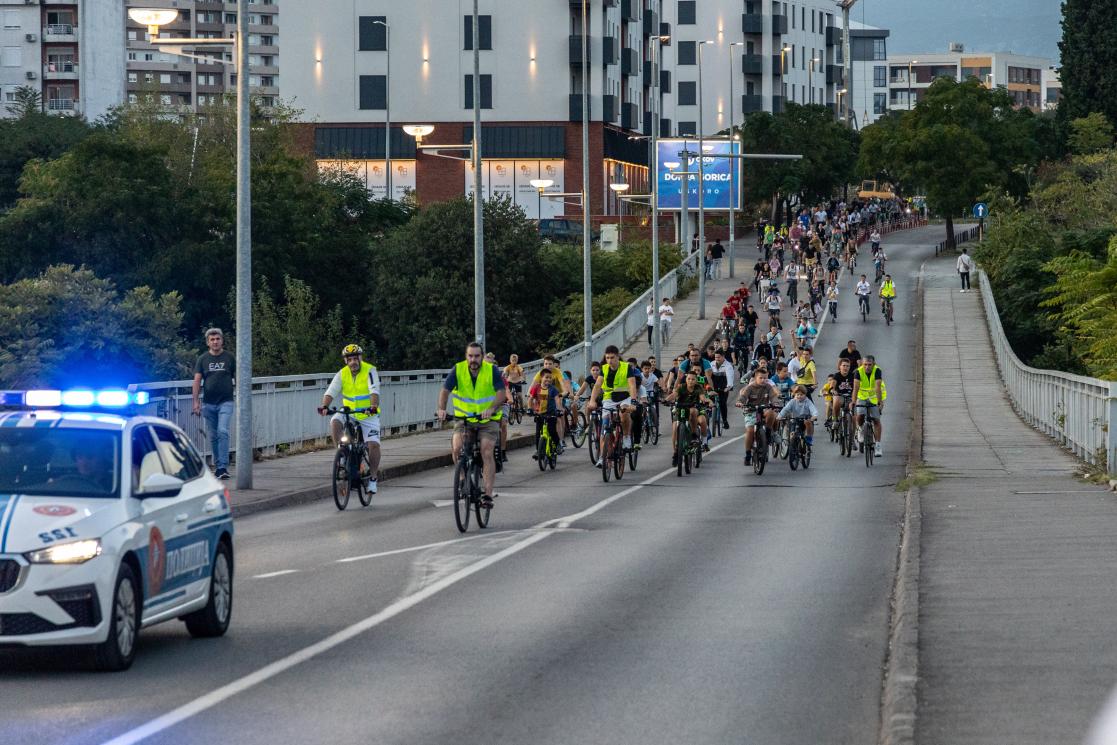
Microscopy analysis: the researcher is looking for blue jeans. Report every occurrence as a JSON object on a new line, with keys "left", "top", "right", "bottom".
{"left": 202, "top": 400, "right": 234, "bottom": 470}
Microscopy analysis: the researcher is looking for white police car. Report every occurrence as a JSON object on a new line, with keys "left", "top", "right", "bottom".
{"left": 0, "top": 389, "right": 234, "bottom": 671}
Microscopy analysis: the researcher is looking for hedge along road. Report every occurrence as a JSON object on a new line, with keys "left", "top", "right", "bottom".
{"left": 0, "top": 226, "right": 941, "bottom": 745}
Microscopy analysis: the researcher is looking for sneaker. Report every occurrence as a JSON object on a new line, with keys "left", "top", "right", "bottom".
{"left": 672, "top": 453, "right": 679, "bottom": 467}
{"left": 532, "top": 453, "right": 539, "bottom": 460}
{"left": 481, "top": 496, "right": 494, "bottom": 509}
{"left": 634, "top": 443, "right": 642, "bottom": 451}
{"left": 723, "top": 424, "right": 730, "bottom": 431}
{"left": 595, "top": 459, "right": 604, "bottom": 468}
{"left": 875, "top": 443, "right": 883, "bottom": 457}
{"left": 703, "top": 442, "right": 711, "bottom": 453}
{"left": 805, "top": 436, "right": 813, "bottom": 446}
{"left": 824, "top": 418, "right": 832, "bottom": 431}
{"left": 501, "top": 451, "right": 509, "bottom": 463}
{"left": 744, "top": 452, "right": 753, "bottom": 465}
{"left": 215, "top": 468, "right": 230, "bottom": 480}
{"left": 623, "top": 435, "right": 633, "bottom": 450}
{"left": 367, "top": 479, "right": 378, "bottom": 495}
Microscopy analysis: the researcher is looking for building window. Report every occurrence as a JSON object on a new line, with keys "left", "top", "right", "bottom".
{"left": 160, "top": 73, "right": 171, "bottom": 84}
{"left": 872, "top": 38, "right": 886, "bottom": 61}
{"left": 358, "top": 16, "right": 387, "bottom": 51}
{"left": 678, "top": 81, "right": 696, "bottom": 105}
{"left": 463, "top": 15, "right": 492, "bottom": 51}
{"left": 873, "top": 93, "right": 886, "bottom": 114}
{"left": 677, "top": 40, "right": 695, "bottom": 66}
{"left": 2, "top": 11, "right": 19, "bottom": 29}
{"left": 358, "top": 74, "right": 387, "bottom": 110}
{"left": 128, "top": 72, "right": 137, "bottom": 83}
{"left": 464, "top": 74, "right": 493, "bottom": 109}
{"left": 677, "top": 1, "right": 695, "bottom": 25}
{"left": 1, "top": 46, "right": 22, "bottom": 67}
{"left": 160, "top": 94, "right": 172, "bottom": 106}
{"left": 874, "top": 65, "right": 886, "bottom": 87}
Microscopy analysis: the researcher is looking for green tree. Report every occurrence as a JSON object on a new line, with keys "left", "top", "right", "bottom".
{"left": 1059, "top": 0, "right": 1117, "bottom": 129}
{"left": 4, "top": 85, "right": 42, "bottom": 118}
{"left": 0, "top": 109, "right": 89, "bottom": 209}
{"left": 547, "top": 287, "right": 636, "bottom": 352}
{"left": 1067, "top": 112, "right": 1116, "bottom": 155}
{"left": 249, "top": 275, "right": 362, "bottom": 376}
{"left": 1042, "top": 235, "right": 1117, "bottom": 378}
{"left": 0, "top": 265, "right": 191, "bottom": 388}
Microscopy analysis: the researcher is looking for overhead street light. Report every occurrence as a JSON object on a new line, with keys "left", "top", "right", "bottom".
{"left": 131, "top": 5, "right": 254, "bottom": 490}
{"left": 530, "top": 178, "right": 554, "bottom": 219}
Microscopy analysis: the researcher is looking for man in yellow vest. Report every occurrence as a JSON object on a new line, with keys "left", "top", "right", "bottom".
{"left": 437, "top": 341, "right": 507, "bottom": 507}
{"left": 851, "top": 353, "right": 885, "bottom": 458}
{"left": 318, "top": 343, "right": 382, "bottom": 493}
{"left": 586, "top": 344, "right": 644, "bottom": 467}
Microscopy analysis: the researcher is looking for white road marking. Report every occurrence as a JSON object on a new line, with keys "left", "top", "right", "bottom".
{"left": 430, "top": 499, "right": 454, "bottom": 508}
{"left": 251, "top": 570, "right": 299, "bottom": 579}
{"left": 99, "top": 435, "right": 743, "bottom": 745}
{"left": 333, "top": 531, "right": 520, "bottom": 564}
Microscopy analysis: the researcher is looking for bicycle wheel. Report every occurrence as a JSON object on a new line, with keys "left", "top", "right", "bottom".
{"left": 789, "top": 437, "right": 799, "bottom": 471}
{"left": 587, "top": 417, "right": 601, "bottom": 464}
{"left": 601, "top": 436, "right": 612, "bottom": 483}
{"left": 778, "top": 421, "right": 790, "bottom": 459}
{"left": 473, "top": 463, "right": 491, "bottom": 528}
{"left": 694, "top": 438, "right": 703, "bottom": 469}
{"left": 864, "top": 422, "right": 875, "bottom": 467}
{"left": 537, "top": 434, "right": 548, "bottom": 472}
{"left": 614, "top": 445, "right": 625, "bottom": 480}
{"left": 627, "top": 443, "right": 638, "bottom": 471}
{"left": 861, "top": 301, "right": 868, "bottom": 322}
{"left": 676, "top": 427, "right": 687, "bottom": 477}
{"left": 753, "top": 429, "right": 767, "bottom": 476}
{"left": 452, "top": 458, "right": 471, "bottom": 533}
{"left": 712, "top": 407, "right": 722, "bottom": 438}
{"left": 512, "top": 406, "right": 522, "bottom": 425}
{"left": 651, "top": 405, "right": 660, "bottom": 446}
{"left": 570, "top": 411, "right": 588, "bottom": 448}
{"left": 357, "top": 447, "right": 374, "bottom": 507}
{"left": 843, "top": 415, "right": 854, "bottom": 457}
{"left": 829, "top": 417, "right": 837, "bottom": 442}
{"left": 886, "top": 302, "right": 894, "bottom": 326}
{"left": 332, "top": 448, "right": 350, "bottom": 511}
{"left": 802, "top": 441, "right": 812, "bottom": 469}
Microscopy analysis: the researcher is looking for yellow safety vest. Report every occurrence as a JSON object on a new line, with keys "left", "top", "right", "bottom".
{"left": 601, "top": 361, "right": 631, "bottom": 401}
{"left": 856, "top": 365, "right": 882, "bottom": 403}
{"left": 880, "top": 280, "right": 896, "bottom": 298}
{"left": 341, "top": 361, "right": 377, "bottom": 420}
{"left": 451, "top": 360, "right": 502, "bottom": 421}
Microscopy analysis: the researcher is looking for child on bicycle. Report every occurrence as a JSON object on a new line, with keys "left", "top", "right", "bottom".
{"left": 529, "top": 369, "right": 565, "bottom": 458}
{"left": 777, "top": 385, "right": 819, "bottom": 446}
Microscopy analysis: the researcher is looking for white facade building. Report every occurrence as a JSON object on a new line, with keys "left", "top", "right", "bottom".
{"left": 846, "top": 20, "right": 888, "bottom": 128}
{"left": 0, "top": 0, "right": 42, "bottom": 116}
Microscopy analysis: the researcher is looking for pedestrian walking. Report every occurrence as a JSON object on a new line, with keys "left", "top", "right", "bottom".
{"left": 646, "top": 299, "right": 656, "bottom": 345}
{"left": 658, "top": 297, "right": 675, "bottom": 346}
{"left": 957, "top": 248, "right": 975, "bottom": 292}
{"left": 711, "top": 239, "right": 725, "bottom": 279}
{"left": 192, "top": 328, "right": 236, "bottom": 479}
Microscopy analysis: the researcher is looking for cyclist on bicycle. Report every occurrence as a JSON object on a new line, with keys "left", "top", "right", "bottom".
{"left": 532, "top": 355, "right": 575, "bottom": 442}
{"left": 870, "top": 229, "right": 881, "bottom": 254}
{"left": 586, "top": 345, "right": 644, "bottom": 465}
{"left": 503, "top": 353, "right": 525, "bottom": 411}
{"left": 826, "top": 253, "right": 841, "bottom": 284}
{"left": 318, "top": 344, "right": 382, "bottom": 494}
{"left": 777, "top": 385, "right": 819, "bottom": 447}
{"left": 665, "top": 368, "right": 710, "bottom": 466}
{"left": 529, "top": 368, "right": 564, "bottom": 460}
{"left": 856, "top": 274, "right": 872, "bottom": 316}
{"left": 827, "top": 357, "right": 857, "bottom": 429}
{"left": 794, "top": 318, "right": 818, "bottom": 353}
{"left": 770, "top": 362, "right": 795, "bottom": 405}
{"left": 874, "top": 250, "right": 888, "bottom": 284}
{"left": 879, "top": 273, "right": 896, "bottom": 316}
{"left": 852, "top": 354, "right": 885, "bottom": 458}
{"left": 735, "top": 368, "right": 782, "bottom": 466}
{"left": 709, "top": 350, "right": 735, "bottom": 432}
{"left": 436, "top": 341, "right": 506, "bottom": 508}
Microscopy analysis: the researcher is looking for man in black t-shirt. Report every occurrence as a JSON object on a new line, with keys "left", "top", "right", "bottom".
{"left": 828, "top": 357, "right": 857, "bottom": 426}
{"left": 191, "top": 328, "right": 236, "bottom": 479}
{"left": 838, "top": 340, "right": 862, "bottom": 369}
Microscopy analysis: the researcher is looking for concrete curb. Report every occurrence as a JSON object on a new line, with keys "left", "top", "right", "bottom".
{"left": 231, "top": 432, "right": 538, "bottom": 518}
{"left": 878, "top": 260, "right": 927, "bottom": 745}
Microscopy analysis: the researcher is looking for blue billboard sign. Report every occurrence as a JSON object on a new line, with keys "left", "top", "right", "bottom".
{"left": 656, "top": 138, "right": 742, "bottom": 212}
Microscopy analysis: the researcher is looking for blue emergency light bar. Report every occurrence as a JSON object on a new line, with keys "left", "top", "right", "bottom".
{"left": 0, "top": 389, "right": 151, "bottom": 408}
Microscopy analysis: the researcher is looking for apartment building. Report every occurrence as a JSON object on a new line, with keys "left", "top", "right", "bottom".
{"left": 124, "top": 0, "right": 279, "bottom": 113}
{"left": 0, "top": 0, "right": 123, "bottom": 120}
{"left": 886, "top": 43, "right": 1051, "bottom": 113}
{"left": 846, "top": 20, "right": 888, "bottom": 128}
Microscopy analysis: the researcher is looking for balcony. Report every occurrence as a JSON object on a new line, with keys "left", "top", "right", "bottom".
{"left": 660, "top": 69, "right": 671, "bottom": 93}
{"left": 643, "top": 60, "right": 657, "bottom": 85}
{"left": 569, "top": 35, "right": 588, "bottom": 66}
{"left": 569, "top": 93, "right": 585, "bottom": 122}
{"left": 44, "top": 24, "right": 77, "bottom": 42}
{"left": 602, "top": 35, "right": 618, "bottom": 65}
{"left": 621, "top": 47, "right": 639, "bottom": 76}
{"left": 826, "top": 26, "right": 842, "bottom": 47}
{"left": 826, "top": 64, "right": 843, "bottom": 85}
{"left": 742, "top": 12, "right": 763, "bottom": 35}
{"left": 46, "top": 98, "right": 79, "bottom": 115}
{"left": 43, "top": 60, "right": 78, "bottom": 79}
{"left": 621, "top": 102, "right": 639, "bottom": 130}
{"left": 772, "top": 95, "right": 785, "bottom": 113}
{"left": 741, "top": 94, "right": 764, "bottom": 113}
{"left": 621, "top": 0, "right": 638, "bottom": 22}
{"left": 603, "top": 94, "right": 618, "bottom": 123}
{"left": 773, "top": 55, "right": 784, "bottom": 76}
{"left": 642, "top": 10, "right": 658, "bottom": 36}
{"left": 742, "top": 53, "right": 763, "bottom": 76}
{"left": 772, "top": 14, "right": 787, "bottom": 35}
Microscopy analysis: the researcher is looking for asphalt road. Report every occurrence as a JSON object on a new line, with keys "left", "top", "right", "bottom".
{"left": 0, "top": 226, "right": 939, "bottom": 745}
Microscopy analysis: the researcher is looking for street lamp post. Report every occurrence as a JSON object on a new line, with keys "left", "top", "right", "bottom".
{"left": 728, "top": 41, "right": 742, "bottom": 279}
{"left": 471, "top": 0, "right": 484, "bottom": 349}
{"left": 370, "top": 19, "right": 391, "bottom": 199}
{"left": 697, "top": 40, "right": 714, "bottom": 320}
{"left": 907, "top": 59, "right": 918, "bottom": 110}
{"left": 130, "top": 3, "right": 254, "bottom": 489}
{"left": 580, "top": 0, "right": 592, "bottom": 377}
{"left": 649, "top": 29, "right": 668, "bottom": 364}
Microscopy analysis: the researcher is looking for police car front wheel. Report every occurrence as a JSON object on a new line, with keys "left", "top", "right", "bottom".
{"left": 92, "top": 563, "right": 140, "bottom": 672}
{"left": 184, "top": 541, "right": 233, "bottom": 638}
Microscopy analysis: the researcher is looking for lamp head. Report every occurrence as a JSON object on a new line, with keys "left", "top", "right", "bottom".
{"left": 529, "top": 178, "right": 554, "bottom": 192}
{"left": 402, "top": 124, "right": 435, "bottom": 144}
{"left": 609, "top": 183, "right": 630, "bottom": 193}
{"left": 128, "top": 8, "right": 179, "bottom": 37}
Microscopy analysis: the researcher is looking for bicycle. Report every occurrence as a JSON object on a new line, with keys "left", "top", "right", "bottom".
{"left": 451, "top": 419, "right": 494, "bottom": 532}
{"left": 836, "top": 399, "right": 855, "bottom": 458}
{"left": 326, "top": 407, "right": 376, "bottom": 511}
{"left": 564, "top": 404, "right": 588, "bottom": 449}
{"left": 858, "top": 294, "right": 870, "bottom": 322}
{"left": 508, "top": 387, "right": 526, "bottom": 425}
{"left": 748, "top": 404, "right": 771, "bottom": 476}
{"left": 786, "top": 417, "right": 813, "bottom": 471}
{"left": 598, "top": 408, "right": 627, "bottom": 482}
{"left": 708, "top": 391, "right": 725, "bottom": 438}
{"left": 858, "top": 406, "right": 878, "bottom": 467}
{"left": 586, "top": 407, "right": 604, "bottom": 466}
{"left": 673, "top": 404, "right": 703, "bottom": 477}
{"left": 642, "top": 392, "right": 661, "bottom": 446}
{"left": 874, "top": 261, "right": 885, "bottom": 285}
{"left": 534, "top": 414, "right": 559, "bottom": 471}
{"left": 882, "top": 296, "right": 895, "bottom": 326}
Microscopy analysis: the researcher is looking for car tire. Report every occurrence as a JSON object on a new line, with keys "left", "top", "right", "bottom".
{"left": 184, "top": 540, "right": 233, "bottom": 638}
{"left": 92, "top": 563, "right": 141, "bottom": 672}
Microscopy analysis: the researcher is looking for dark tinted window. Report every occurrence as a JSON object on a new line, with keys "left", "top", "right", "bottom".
{"left": 358, "top": 16, "right": 387, "bottom": 51}
{"left": 0, "top": 426, "right": 121, "bottom": 498}
{"left": 152, "top": 426, "right": 202, "bottom": 481}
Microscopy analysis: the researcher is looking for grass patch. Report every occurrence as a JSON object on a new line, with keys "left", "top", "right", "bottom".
{"left": 895, "top": 463, "right": 938, "bottom": 492}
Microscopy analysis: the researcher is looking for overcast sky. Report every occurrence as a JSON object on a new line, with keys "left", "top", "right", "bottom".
{"left": 858, "top": 0, "right": 1062, "bottom": 62}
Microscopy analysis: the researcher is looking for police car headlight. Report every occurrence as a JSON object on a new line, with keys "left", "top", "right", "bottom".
{"left": 25, "top": 539, "right": 102, "bottom": 565}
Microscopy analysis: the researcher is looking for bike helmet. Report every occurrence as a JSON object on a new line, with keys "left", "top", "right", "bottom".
{"left": 341, "top": 343, "right": 363, "bottom": 358}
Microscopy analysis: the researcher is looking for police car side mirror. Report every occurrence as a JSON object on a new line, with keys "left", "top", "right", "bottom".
{"left": 138, "top": 473, "right": 184, "bottom": 499}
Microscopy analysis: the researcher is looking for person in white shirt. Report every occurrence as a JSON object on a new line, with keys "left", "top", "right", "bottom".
{"left": 870, "top": 229, "right": 882, "bottom": 253}
{"left": 658, "top": 298, "right": 675, "bottom": 345}
{"left": 709, "top": 350, "right": 736, "bottom": 429}
{"left": 646, "top": 300, "right": 656, "bottom": 344}
{"left": 855, "top": 274, "right": 872, "bottom": 316}
{"left": 956, "top": 248, "right": 975, "bottom": 292}
{"left": 826, "top": 283, "right": 840, "bottom": 321}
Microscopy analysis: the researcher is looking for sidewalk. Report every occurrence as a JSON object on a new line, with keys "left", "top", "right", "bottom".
{"left": 916, "top": 256, "right": 1117, "bottom": 743}
{"left": 225, "top": 419, "right": 537, "bottom": 516}
{"left": 623, "top": 239, "right": 751, "bottom": 362}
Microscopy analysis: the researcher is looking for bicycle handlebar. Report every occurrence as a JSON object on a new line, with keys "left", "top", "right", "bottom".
{"left": 322, "top": 406, "right": 377, "bottom": 416}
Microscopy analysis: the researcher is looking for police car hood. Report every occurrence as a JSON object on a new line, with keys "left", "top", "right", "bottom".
{"left": 0, "top": 495, "right": 120, "bottom": 554}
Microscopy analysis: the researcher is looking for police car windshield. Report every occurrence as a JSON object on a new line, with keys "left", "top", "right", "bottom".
{"left": 0, "top": 428, "right": 121, "bottom": 498}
